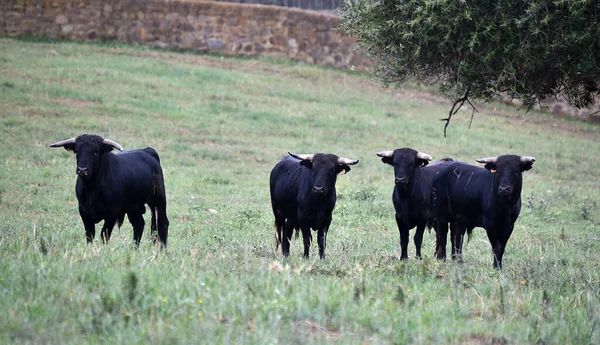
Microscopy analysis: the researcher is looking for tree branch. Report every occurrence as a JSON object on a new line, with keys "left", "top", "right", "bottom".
{"left": 467, "top": 98, "right": 480, "bottom": 129}
{"left": 440, "top": 86, "right": 475, "bottom": 138}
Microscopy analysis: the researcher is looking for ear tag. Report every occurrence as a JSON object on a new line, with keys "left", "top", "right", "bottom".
{"left": 490, "top": 169, "right": 496, "bottom": 173}
{"left": 338, "top": 169, "right": 347, "bottom": 175}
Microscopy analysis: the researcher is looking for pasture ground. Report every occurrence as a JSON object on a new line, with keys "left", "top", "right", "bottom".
{"left": 0, "top": 38, "right": 599, "bottom": 344}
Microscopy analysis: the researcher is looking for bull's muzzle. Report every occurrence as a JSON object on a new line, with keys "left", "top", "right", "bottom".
{"left": 498, "top": 185, "right": 512, "bottom": 196}
{"left": 395, "top": 177, "right": 408, "bottom": 185}
{"left": 77, "top": 166, "right": 89, "bottom": 176}
{"left": 313, "top": 185, "right": 325, "bottom": 194}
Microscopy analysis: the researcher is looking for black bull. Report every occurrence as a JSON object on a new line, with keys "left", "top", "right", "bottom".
{"left": 377, "top": 148, "right": 454, "bottom": 260}
{"left": 432, "top": 155, "right": 535, "bottom": 269}
{"left": 50, "top": 134, "right": 169, "bottom": 247}
{"left": 270, "top": 152, "right": 359, "bottom": 259}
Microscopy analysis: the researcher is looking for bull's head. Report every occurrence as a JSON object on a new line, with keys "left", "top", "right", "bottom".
{"left": 50, "top": 134, "right": 123, "bottom": 181}
{"left": 288, "top": 152, "right": 359, "bottom": 195}
{"left": 377, "top": 148, "right": 432, "bottom": 188}
{"left": 476, "top": 155, "right": 535, "bottom": 198}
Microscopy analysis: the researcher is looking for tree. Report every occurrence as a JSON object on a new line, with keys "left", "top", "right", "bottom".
{"left": 339, "top": 0, "right": 600, "bottom": 136}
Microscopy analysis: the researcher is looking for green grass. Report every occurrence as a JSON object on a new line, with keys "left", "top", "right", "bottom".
{"left": 1, "top": 38, "right": 599, "bottom": 344}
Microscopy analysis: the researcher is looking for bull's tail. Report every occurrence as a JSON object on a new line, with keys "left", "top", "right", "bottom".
{"left": 274, "top": 220, "right": 281, "bottom": 252}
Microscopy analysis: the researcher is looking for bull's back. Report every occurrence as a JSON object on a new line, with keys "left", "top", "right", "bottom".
{"left": 436, "top": 162, "right": 489, "bottom": 221}
{"left": 112, "top": 150, "right": 163, "bottom": 204}
{"left": 270, "top": 157, "right": 307, "bottom": 212}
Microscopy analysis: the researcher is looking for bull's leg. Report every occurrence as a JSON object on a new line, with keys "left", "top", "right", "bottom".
{"left": 82, "top": 217, "right": 95, "bottom": 243}
{"left": 435, "top": 215, "right": 449, "bottom": 260}
{"left": 395, "top": 215, "right": 409, "bottom": 260}
{"left": 100, "top": 217, "right": 118, "bottom": 244}
{"left": 127, "top": 211, "right": 145, "bottom": 248}
{"left": 281, "top": 220, "right": 294, "bottom": 257}
{"left": 317, "top": 228, "right": 327, "bottom": 259}
{"left": 414, "top": 223, "right": 425, "bottom": 259}
{"left": 495, "top": 225, "right": 514, "bottom": 270}
{"left": 486, "top": 229, "right": 503, "bottom": 269}
{"left": 301, "top": 226, "right": 312, "bottom": 258}
{"left": 79, "top": 206, "right": 95, "bottom": 243}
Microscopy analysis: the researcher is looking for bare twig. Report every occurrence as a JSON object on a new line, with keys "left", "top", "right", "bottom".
{"left": 440, "top": 86, "right": 474, "bottom": 138}
{"left": 467, "top": 98, "right": 479, "bottom": 129}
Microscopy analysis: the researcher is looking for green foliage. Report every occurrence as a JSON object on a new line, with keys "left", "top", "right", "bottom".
{"left": 0, "top": 38, "right": 599, "bottom": 344}
{"left": 340, "top": 0, "right": 600, "bottom": 110}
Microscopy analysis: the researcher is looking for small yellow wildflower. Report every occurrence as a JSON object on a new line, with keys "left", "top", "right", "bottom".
{"left": 161, "top": 297, "right": 168, "bottom": 303}
{"left": 198, "top": 298, "right": 203, "bottom": 304}
{"left": 521, "top": 279, "right": 527, "bottom": 285}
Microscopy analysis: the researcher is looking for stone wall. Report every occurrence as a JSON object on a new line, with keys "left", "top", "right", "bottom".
{"left": 0, "top": 0, "right": 371, "bottom": 71}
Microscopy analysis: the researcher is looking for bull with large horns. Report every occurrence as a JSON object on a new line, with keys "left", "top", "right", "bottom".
{"left": 50, "top": 134, "right": 169, "bottom": 248}
{"left": 270, "top": 152, "right": 359, "bottom": 259}
{"left": 432, "top": 154, "right": 536, "bottom": 269}
{"left": 377, "top": 147, "right": 454, "bottom": 260}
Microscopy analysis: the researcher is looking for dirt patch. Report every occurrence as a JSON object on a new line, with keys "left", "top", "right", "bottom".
{"left": 51, "top": 98, "right": 96, "bottom": 107}
{"left": 460, "top": 335, "right": 509, "bottom": 345}
{"left": 293, "top": 320, "right": 343, "bottom": 341}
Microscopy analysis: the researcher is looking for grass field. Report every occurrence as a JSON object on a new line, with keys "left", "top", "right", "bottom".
{"left": 0, "top": 38, "right": 599, "bottom": 344}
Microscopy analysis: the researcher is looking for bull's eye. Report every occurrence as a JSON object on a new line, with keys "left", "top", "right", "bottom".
{"left": 93, "top": 152, "right": 98, "bottom": 156}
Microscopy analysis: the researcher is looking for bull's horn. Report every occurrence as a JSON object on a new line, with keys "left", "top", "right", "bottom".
{"left": 103, "top": 138, "right": 123, "bottom": 151}
{"left": 376, "top": 151, "right": 394, "bottom": 158}
{"left": 520, "top": 156, "right": 536, "bottom": 163}
{"left": 476, "top": 157, "right": 498, "bottom": 164}
{"left": 338, "top": 157, "right": 359, "bottom": 165}
{"left": 49, "top": 137, "right": 76, "bottom": 148}
{"left": 288, "top": 152, "right": 314, "bottom": 161}
{"left": 416, "top": 152, "right": 432, "bottom": 161}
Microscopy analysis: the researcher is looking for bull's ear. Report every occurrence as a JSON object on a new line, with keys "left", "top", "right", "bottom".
{"left": 520, "top": 162, "right": 534, "bottom": 172}
{"left": 337, "top": 165, "right": 351, "bottom": 175}
{"left": 416, "top": 159, "right": 429, "bottom": 168}
{"left": 520, "top": 156, "right": 535, "bottom": 171}
{"left": 381, "top": 157, "right": 393, "bottom": 165}
{"left": 484, "top": 163, "right": 497, "bottom": 172}
{"left": 299, "top": 160, "right": 313, "bottom": 169}
{"left": 102, "top": 144, "right": 113, "bottom": 153}
{"left": 63, "top": 143, "right": 76, "bottom": 152}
